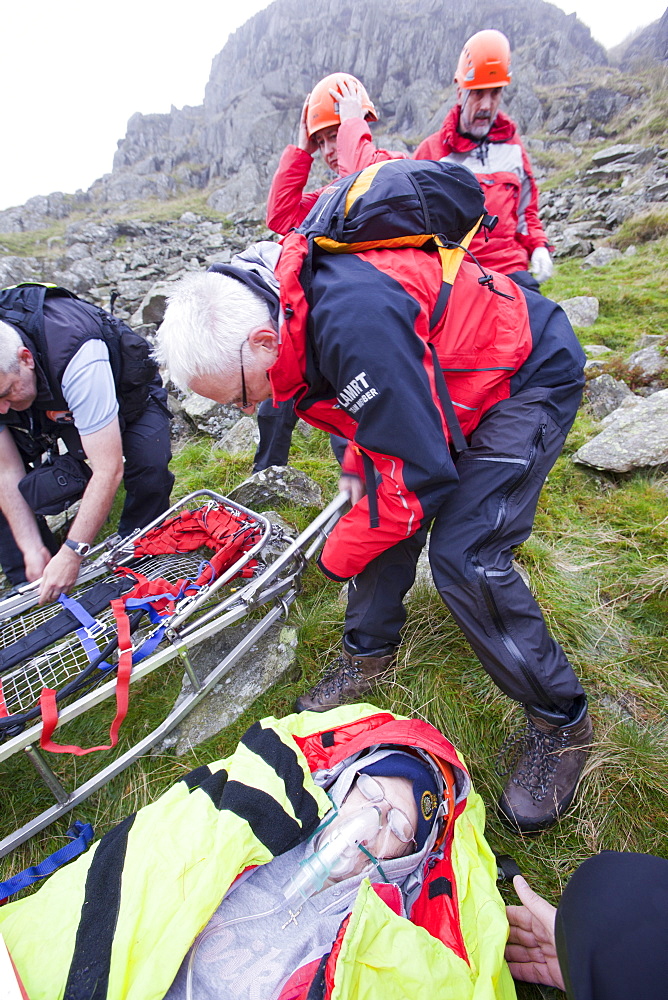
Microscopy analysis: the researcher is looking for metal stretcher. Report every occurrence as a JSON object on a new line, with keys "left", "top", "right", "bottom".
{"left": 0, "top": 489, "right": 346, "bottom": 857}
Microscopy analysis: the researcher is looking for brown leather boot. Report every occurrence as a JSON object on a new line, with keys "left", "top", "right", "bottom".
{"left": 497, "top": 699, "right": 593, "bottom": 833}
{"left": 294, "top": 635, "right": 397, "bottom": 713}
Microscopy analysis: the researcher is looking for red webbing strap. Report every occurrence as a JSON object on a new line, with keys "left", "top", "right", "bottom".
{"left": 0, "top": 680, "right": 8, "bottom": 718}
{"left": 203, "top": 541, "right": 258, "bottom": 583}
{"left": 115, "top": 570, "right": 181, "bottom": 613}
{"left": 39, "top": 599, "right": 133, "bottom": 755}
{"left": 34, "top": 507, "right": 260, "bottom": 755}
{"left": 132, "top": 507, "right": 259, "bottom": 561}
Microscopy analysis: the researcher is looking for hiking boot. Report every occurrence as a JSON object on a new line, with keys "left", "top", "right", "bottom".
{"left": 497, "top": 699, "right": 593, "bottom": 833}
{"left": 294, "top": 635, "right": 397, "bottom": 713}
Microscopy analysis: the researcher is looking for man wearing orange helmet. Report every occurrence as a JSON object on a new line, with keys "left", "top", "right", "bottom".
{"left": 259, "top": 74, "right": 406, "bottom": 471}
{"left": 266, "top": 72, "right": 406, "bottom": 237}
{"left": 415, "top": 29, "right": 553, "bottom": 291}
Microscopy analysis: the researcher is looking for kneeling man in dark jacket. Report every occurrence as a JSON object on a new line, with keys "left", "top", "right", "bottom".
{"left": 0, "top": 284, "right": 174, "bottom": 604}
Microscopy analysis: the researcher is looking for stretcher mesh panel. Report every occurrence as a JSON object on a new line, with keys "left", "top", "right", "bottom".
{"left": 0, "top": 553, "right": 206, "bottom": 717}
{"left": 0, "top": 495, "right": 269, "bottom": 729}
{"left": 2, "top": 553, "right": 211, "bottom": 715}
{"left": 0, "top": 553, "right": 198, "bottom": 650}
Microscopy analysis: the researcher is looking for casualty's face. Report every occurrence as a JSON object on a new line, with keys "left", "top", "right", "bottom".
{"left": 0, "top": 348, "right": 38, "bottom": 413}
{"left": 314, "top": 124, "right": 340, "bottom": 173}
{"left": 343, "top": 775, "right": 418, "bottom": 861}
{"left": 315, "top": 774, "right": 419, "bottom": 884}
{"left": 458, "top": 86, "right": 503, "bottom": 140}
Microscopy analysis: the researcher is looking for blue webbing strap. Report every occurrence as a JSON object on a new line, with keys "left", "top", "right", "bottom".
{"left": 0, "top": 821, "right": 94, "bottom": 901}
{"left": 361, "top": 452, "right": 380, "bottom": 529}
{"left": 122, "top": 597, "right": 177, "bottom": 664}
{"left": 58, "top": 593, "right": 113, "bottom": 671}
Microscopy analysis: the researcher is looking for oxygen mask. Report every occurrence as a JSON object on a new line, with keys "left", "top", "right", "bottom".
{"left": 282, "top": 803, "right": 381, "bottom": 908}
{"left": 282, "top": 773, "right": 419, "bottom": 909}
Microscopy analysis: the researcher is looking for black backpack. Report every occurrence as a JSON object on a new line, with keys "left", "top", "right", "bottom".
{"left": 297, "top": 158, "right": 498, "bottom": 327}
{"left": 297, "top": 159, "right": 501, "bottom": 457}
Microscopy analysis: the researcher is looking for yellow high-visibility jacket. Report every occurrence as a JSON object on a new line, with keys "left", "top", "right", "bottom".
{"left": 0, "top": 705, "right": 515, "bottom": 1000}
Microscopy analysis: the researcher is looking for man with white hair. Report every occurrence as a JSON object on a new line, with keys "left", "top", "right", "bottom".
{"left": 156, "top": 232, "right": 592, "bottom": 835}
{"left": 0, "top": 284, "right": 173, "bottom": 604}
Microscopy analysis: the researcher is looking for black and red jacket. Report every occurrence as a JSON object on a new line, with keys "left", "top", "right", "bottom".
{"left": 217, "top": 237, "right": 585, "bottom": 582}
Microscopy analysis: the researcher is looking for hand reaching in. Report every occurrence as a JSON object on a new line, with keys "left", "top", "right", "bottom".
{"left": 505, "top": 874, "right": 565, "bottom": 991}
{"left": 530, "top": 246, "right": 554, "bottom": 283}
{"left": 339, "top": 474, "right": 366, "bottom": 505}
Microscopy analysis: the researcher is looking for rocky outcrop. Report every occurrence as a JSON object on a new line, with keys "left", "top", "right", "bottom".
{"left": 619, "top": 8, "right": 668, "bottom": 67}
{"left": 0, "top": 0, "right": 614, "bottom": 228}
{"left": 0, "top": 212, "right": 270, "bottom": 325}
{"left": 0, "top": 193, "right": 87, "bottom": 234}
{"left": 103, "top": 0, "right": 610, "bottom": 216}
{"left": 540, "top": 142, "right": 668, "bottom": 258}
{"left": 2, "top": 0, "right": 667, "bottom": 232}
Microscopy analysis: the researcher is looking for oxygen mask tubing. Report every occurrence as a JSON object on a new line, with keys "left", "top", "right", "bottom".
{"left": 186, "top": 804, "right": 384, "bottom": 1000}
{"left": 283, "top": 803, "right": 383, "bottom": 908}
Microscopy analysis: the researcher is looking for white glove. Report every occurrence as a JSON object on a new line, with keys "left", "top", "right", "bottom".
{"left": 530, "top": 246, "right": 554, "bottom": 283}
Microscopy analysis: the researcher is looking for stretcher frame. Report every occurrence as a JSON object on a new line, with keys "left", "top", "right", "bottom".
{"left": 0, "top": 489, "right": 347, "bottom": 858}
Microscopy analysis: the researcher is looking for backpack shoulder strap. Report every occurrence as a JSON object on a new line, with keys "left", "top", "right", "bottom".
{"left": 428, "top": 282, "right": 467, "bottom": 455}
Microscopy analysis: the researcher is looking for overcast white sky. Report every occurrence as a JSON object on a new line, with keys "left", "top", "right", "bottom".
{"left": 1, "top": 0, "right": 666, "bottom": 212}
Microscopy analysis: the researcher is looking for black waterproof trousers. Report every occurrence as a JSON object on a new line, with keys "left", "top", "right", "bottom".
{"left": 556, "top": 851, "right": 668, "bottom": 1000}
{"left": 345, "top": 385, "right": 585, "bottom": 716}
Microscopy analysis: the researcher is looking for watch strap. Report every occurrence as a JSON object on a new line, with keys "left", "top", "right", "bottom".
{"left": 64, "top": 539, "right": 91, "bottom": 557}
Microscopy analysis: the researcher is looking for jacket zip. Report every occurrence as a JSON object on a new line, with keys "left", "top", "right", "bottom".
{"left": 470, "top": 422, "right": 558, "bottom": 709}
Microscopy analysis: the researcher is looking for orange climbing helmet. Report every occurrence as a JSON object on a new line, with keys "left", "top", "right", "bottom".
{"left": 454, "top": 29, "right": 512, "bottom": 89}
{"left": 306, "top": 72, "right": 378, "bottom": 137}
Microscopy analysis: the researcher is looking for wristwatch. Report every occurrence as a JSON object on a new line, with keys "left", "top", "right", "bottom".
{"left": 64, "top": 539, "right": 91, "bottom": 557}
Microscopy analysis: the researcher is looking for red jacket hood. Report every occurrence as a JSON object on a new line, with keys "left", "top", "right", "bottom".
{"left": 293, "top": 711, "right": 470, "bottom": 800}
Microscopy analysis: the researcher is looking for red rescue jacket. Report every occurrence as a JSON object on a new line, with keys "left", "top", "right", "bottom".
{"left": 272, "top": 234, "right": 533, "bottom": 581}
{"left": 414, "top": 106, "right": 548, "bottom": 274}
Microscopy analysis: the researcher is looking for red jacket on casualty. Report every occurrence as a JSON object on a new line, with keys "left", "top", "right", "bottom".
{"left": 266, "top": 118, "right": 408, "bottom": 235}
{"left": 414, "top": 106, "right": 549, "bottom": 275}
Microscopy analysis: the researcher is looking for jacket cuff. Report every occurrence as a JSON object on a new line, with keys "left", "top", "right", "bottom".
{"left": 317, "top": 554, "right": 351, "bottom": 583}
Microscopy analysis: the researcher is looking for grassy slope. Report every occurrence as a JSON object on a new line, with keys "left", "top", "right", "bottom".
{"left": 1, "top": 219, "right": 668, "bottom": 1000}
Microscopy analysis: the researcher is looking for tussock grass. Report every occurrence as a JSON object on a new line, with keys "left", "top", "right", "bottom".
{"left": 542, "top": 236, "right": 668, "bottom": 351}
{"left": 612, "top": 208, "right": 668, "bottom": 249}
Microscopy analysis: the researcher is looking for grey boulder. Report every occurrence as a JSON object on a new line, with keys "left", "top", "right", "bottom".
{"left": 559, "top": 296, "right": 599, "bottom": 327}
{"left": 573, "top": 389, "right": 668, "bottom": 471}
